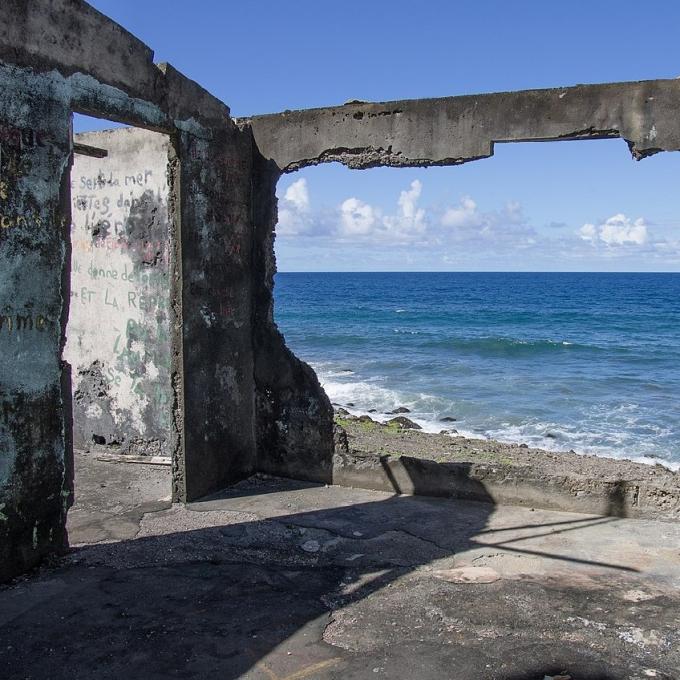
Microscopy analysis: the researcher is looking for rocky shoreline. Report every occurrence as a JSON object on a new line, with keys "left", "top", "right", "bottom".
{"left": 332, "top": 407, "right": 680, "bottom": 520}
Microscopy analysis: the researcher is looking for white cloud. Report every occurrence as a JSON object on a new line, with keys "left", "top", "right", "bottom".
{"left": 441, "top": 196, "right": 480, "bottom": 228}
{"left": 284, "top": 178, "right": 309, "bottom": 211}
{"left": 382, "top": 180, "right": 427, "bottom": 239}
{"left": 339, "top": 197, "right": 377, "bottom": 235}
{"left": 503, "top": 200, "right": 525, "bottom": 224}
{"left": 277, "top": 178, "right": 311, "bottom": 236}
{"left": 279, "top": 180, "right": 535, "bottom": 252}
{"left": 600, "top": 214, "right": 647, "bottom": 245}
{"left": 440, "top": 196, "right": 526, "bottom": 234}
{"left": 579, "top": 223, "right": 597, "bottom": 242}
{"left": 273, "top": 177, "right": 680, "bottom": 270}
{"left": 579, "top": 213, "right": 648, "bottom": 247}
{"left": 337, "top": 180, "right": 427, "bottom": 242}
{"left": 439, "top": 195, "right": 536, "bottom": 252}
{"left": 397, "top": 180, "right": 425, "bottom": 228}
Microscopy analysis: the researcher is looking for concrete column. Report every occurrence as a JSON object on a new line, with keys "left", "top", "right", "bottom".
{"left": 0, "top": 81, "right": 72, "bottom": 580}
{"left": 176, "top": 124, "right": 257, "bottom": 501}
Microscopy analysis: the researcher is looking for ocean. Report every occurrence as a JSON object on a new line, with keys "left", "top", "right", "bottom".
{"left": 274, "top": 272, "right": 680, "bottom": 470}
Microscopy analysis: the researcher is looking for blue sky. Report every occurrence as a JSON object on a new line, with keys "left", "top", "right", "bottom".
{"left": 83, "top": 0, "right": 680, "bottom": 271}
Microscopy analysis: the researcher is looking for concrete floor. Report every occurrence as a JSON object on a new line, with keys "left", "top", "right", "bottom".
{"left": 1, "top": 451, "right": 679, "bottom": 679}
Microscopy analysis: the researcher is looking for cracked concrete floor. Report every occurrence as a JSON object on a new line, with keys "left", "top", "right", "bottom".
{"left": 1, "top": 452, "right": 679, "bottom": 679}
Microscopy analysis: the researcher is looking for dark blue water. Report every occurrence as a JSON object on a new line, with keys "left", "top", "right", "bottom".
{"left": 274, "top": 272, "right": 680, "bottom": 469}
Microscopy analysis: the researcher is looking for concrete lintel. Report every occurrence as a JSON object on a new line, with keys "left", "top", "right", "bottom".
{"left": 72, "top": 142, "right": 107, "bottom": 158}
{"left": 244, "top": 78, "right": 680, "bottom": 171}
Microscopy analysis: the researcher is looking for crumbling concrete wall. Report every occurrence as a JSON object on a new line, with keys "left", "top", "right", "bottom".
{"left": 249, "top": 151, "right": 334, "bottom": 484}
{"left": 65, "top": 127, "right": 173, "bottom": 457}
{"left": 0, "top": 86, "right": 72, "bottom": 583}
{"left": 176, "top": 120, "right": 256, "bottom": 500}
{"left": 0, "top": 0, "right": 256, "bottom": 581}
{"left": 245, "top": 79, "right": 680, "bottom": 171}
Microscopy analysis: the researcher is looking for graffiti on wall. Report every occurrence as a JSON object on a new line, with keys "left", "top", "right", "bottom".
{"left": 64, "top": 128, "right": 173, "bottom": 455}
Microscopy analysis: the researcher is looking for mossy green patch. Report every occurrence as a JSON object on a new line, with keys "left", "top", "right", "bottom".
{"left": 335, "top": 416, "right": 404, "bottom": 434}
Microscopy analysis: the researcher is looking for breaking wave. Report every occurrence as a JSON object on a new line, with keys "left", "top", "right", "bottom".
{"left": 276, "top": 272, "right": 680, "bottom": 471}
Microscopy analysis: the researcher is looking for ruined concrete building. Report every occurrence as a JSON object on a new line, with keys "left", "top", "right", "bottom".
{"left": 2, "top": 0, "right": 679, "bottom": 581}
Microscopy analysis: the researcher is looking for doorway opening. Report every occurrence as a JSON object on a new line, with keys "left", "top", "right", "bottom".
{"left": 64, "top": 113, "right": 175, "bottom": 543}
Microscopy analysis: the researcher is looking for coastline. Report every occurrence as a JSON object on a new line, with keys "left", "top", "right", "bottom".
{"left": 280, "top": 272, "right": 680, "bottom": 475}
{"left": 332, "top": 408, "right": 680, "bottom": 520}
{"left": 318, "top": 367, "right": 680, "bottom": 473}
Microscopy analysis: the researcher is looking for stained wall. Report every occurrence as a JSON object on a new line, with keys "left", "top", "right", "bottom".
{"left": 0, "top": 0, "right": 256, "bottom": 581}
{"left": 0, "top": 72, "right": 72, "bottom": 581}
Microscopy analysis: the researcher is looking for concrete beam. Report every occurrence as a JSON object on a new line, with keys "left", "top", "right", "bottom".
{"left": 244, "top": 79, "right": 680, "bottom": 171}
{"left": 0, "top": 0, "right": 163, "bottom": 105}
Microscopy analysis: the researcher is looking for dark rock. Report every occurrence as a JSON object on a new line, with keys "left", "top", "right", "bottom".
{"left": 390, "top": 406, "right": 411, "bottom": 414}
{"left": 356, "top": 414, "right": 376, "bottom": 424}
{"left": 368, "top": 409, "right": 377, "bottom": 413}
{"left": 519, "top": 443, "right": 529, "bottom": 449}
{"left": 387, "top": 416, "right": 421, "bottom": 430}
{"left": 346, "top": 402, "right": 355, "bottom": 407}
{"left": 545, "top": 432, "right": 557, "bottom": 439}
{"left": 335, "top": 407, "right": 350, "bottom": 417}
{"left": 440, "top": 416, "right": 457, "bottom": 422}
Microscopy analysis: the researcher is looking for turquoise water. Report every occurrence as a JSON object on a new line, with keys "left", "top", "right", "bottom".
{"left": 274, "top": 272, "right": 680, "bottom": 469}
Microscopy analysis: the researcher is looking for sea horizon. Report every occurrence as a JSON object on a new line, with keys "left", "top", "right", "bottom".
{"left": 279, "top": 270, "right": 680, "bottom": 274}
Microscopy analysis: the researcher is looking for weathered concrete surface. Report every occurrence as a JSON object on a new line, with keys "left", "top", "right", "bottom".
{"left": 177, "top": 121, "right": 257, "bottom": 501}
{"left": 250, "top": 148, "right": 335, "bottom": 484}
{"left": 66, "top": 127, "right": 173, "bottom": 457}
{"left": 244, "top": 79, "right": 680, "bottom": 172}
{"left": 0, "top": 0, "right": 165, "bottom": 107}
{"left": 0, "top": 78, "right": 73, "bottom": 582}
{"left": 2, "top": 463, "right": 678, "bottom": 679}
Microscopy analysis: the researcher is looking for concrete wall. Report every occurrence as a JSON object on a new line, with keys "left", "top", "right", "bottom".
{"left": 0, "top": 0, "right": 256, "bottom": 581}
{"left": 249, "top": 151, "right": 335, "bottom": 484}
{"left": 0, "top": 86, "right": 72, "bottom": 582}
{"left": 65, "top": 127, "right": 173, "bottom": 456}
{"left": 176, "top": 123, "right": 256, "bottom": 501}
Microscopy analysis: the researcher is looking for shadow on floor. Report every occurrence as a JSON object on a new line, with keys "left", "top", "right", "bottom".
{"left": 2, "top": 459, "right": 666, "bottom": 680}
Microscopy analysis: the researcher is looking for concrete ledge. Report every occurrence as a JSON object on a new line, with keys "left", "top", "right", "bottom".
{"left": 331, "top": 450, "right": 680, "bottom": 521}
